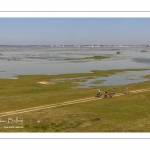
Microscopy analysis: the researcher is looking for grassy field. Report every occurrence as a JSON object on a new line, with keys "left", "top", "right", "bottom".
{"left": 0, "top": 68, "right": 150, "bottom": 132}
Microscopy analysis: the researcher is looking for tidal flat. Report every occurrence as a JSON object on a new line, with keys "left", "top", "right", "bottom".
{"left": 0, "top": 45, "right": 150, "bottom": 78}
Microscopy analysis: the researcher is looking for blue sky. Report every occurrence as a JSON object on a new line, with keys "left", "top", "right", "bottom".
{"left": 0, "top": 18, "right": 150, "bottom": 45}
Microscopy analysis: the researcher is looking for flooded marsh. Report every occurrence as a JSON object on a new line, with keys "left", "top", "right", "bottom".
{"left": 0, "top": 45, "right": 150, "bottom": 87}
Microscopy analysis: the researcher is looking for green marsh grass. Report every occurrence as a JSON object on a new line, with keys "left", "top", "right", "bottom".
{"left": 141, "top": 50, "right": 148, "bottom": 52}
{"left": 65, "top": 55, "right": 109, "bottom": 60}
{"left": 0, "top": 68, "right": 150, "bottom": 132}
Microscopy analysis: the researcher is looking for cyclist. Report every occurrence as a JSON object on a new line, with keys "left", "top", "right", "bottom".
{"left": 104, "top": 90, "right": 108, "bottom": 98}
{"left": 97, "top": 89, "right": 102, "bottom": 97}
{"left": 124, "top": 87, "right": 129, "bottom": 94}
{"left": 112, "top": 87, "right": 116, "bottom": 94}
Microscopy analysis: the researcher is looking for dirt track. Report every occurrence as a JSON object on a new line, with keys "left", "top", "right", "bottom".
{"left": 0, "top": 88, "right": 150, "bottom": 117}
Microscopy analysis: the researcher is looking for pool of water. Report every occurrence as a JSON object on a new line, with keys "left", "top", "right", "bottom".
{"left": 76, "top": 70, "right": 150, "bottom": 88}
{"left": 51, "top": 70, "right": 150, "bottom": 88}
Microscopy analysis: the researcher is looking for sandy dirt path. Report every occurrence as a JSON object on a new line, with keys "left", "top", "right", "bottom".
{"left": 0, "top": 88, "right": 150, "bottom": 117}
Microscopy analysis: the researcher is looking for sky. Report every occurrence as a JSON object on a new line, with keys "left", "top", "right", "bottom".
{"left": 0, "top": 18, "right": 150, "bottom": 45}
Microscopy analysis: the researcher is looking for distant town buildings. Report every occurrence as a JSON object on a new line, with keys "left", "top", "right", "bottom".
{"left": 47, "top": 44, "right": 150, "bottom": 48}
{"left": 0, "top": 44, "right": 149, "bottom": 48}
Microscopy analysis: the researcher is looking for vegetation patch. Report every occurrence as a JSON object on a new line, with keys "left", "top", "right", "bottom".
{"left": 117, "top": 51, "right": 121, "bottom": 54}
{"left": 91, "top": 80, "right": 103, "bottom": 84}
{"left": 65, "top": 55, "right": 109, "bottom": 60}
{"left": 141, "top": 50, "right": 148, "bottom": 52}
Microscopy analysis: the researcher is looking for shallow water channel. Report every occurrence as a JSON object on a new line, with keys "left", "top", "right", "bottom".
{"left": 52, "top": 70, "right": 150, "bottom": 88}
